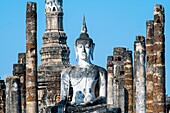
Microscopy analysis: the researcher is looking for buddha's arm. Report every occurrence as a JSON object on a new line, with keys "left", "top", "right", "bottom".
{"left": 60, "top": 69, "right": 70, "bottom": 101}
{"left": 99, "top": 70, "right": 107, "bottom": 97}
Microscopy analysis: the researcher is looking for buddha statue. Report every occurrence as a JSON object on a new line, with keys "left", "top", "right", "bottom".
{"left": 58, "top": 17, "right": 107, "bottom": 112}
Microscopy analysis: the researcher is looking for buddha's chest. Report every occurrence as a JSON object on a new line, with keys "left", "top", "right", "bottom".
{"left": 69, "top": 67, "right": 99, "bottom": 87}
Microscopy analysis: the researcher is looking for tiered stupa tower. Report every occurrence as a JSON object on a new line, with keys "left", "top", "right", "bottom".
{"left": 40, "top": 0, "right": 70, "bottom": 66}
{"left": 38, "top": 0, "right": 70, "bottom": 110}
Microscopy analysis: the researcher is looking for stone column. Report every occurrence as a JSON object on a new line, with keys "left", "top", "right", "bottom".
{"left": 113, "top": 47, "right": 126, "bottom": 112}
{"left": 124, "top": 50, "right": 133, "bottom": 113}
{"left": 146, "top": 20, "right": 154, "bottom": 113}
{"left": 13, "top": 53, "right": 26, "bottom": 113}
{"left": 133, "top": 44, "right": 137, "bottom": 113}
{"left": 26, "top": 2, "right": 38, "bottom": 113}
{"left": 0, "top": 80, "right": 6, "bottom": 113}
{"left": 153, "top": 4, "right": 166, "bottom": 113}
{"left": 107, "top": 56, "right": 114, "bottom": 105}
{"left": 135, "top": 35, "right": 146, "bottom": 113}
{"left": 113, "top": 65, "right": 119, "bottom": 108}
{"left": 6, "top": 76, "right": 21, "bottom": 113}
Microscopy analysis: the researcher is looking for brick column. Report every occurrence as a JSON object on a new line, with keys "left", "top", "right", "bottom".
{"left": 0, "top": 80, "right": 6, "bottom": 113}
{"left": 135, "top": 35, "right": 146, "bottom": 113}
{"left": 107, "top": 56, "right": 114, "bottom": 105}
{"left": 133, "top": 42, "right": 137, "bottom": 113}
{"left": 146, "top": 20, "right": 154, "bottom": 113}
{"left": 6, "top": 76, "right": 21, "bottom": 113}
{"left": 113, "top": 47, "right": 126, "bottom": 112}
{"left": 113, "top": 64, "right": 119, "bottom": 108}
{"left": 14, "top": 53, "right": 26, "bottom": 113}
{"left": 124, "top": 50, "right": 133, "bottom": 113}
{"left": 153, "top": 4, "right": 166, "bottom": 113}
{"left": 26, "top": 2, "right": 38, "bottom": 113}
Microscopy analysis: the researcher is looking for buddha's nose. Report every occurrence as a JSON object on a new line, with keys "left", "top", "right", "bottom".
{"left": 82, "top": 46, "right": 86, "bottom": 52}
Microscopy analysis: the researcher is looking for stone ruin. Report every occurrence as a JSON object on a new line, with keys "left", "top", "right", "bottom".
{"left": 0, "top": 1, "right": 169, "bottom": 113}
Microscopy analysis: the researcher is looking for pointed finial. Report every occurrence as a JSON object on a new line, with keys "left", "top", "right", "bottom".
{"left": 57, "top": 0, "right": 63, "bottom": 7}
{"left": 81, "top": 15, "right": 88, "bottom": 33}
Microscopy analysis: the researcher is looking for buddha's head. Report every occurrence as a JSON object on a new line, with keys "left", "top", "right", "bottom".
{"left": 74, "top": 16, "right": 95, "bottom": 62}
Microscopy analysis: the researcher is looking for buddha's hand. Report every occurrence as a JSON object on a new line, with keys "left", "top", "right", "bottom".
{"left": 57, "top": 99, "right": 66, "bottom": 112}
{"left": 58, "top": 99, "right": 65, "bottom": 107}
{"left": 93, "top": 96, "right": 106, "bottom": 105}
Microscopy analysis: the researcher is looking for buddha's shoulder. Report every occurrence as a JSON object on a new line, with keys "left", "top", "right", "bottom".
{"left": 61, "top": 64, "right": 106, "bottom": 74}
{"left": 61, "top": 65, "right": 76, "bottom": 75}
{"left": 93, "top": 65, "right": 107, "bottom": 73}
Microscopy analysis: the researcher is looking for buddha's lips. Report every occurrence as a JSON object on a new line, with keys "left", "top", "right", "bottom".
{"left": 81, "top": 53, "right": 87, "bottom": 56}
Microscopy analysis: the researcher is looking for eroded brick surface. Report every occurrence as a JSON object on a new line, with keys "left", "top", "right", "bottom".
{"left": 37, "top": 0, "right": 70, "bottom": 112}
{"left": 26, "top": 2, "right": 38, "bottom": 113}
{"left": 153, "top": 4, "right": 166, "bottom": 113}
{"left": 107, "top": 47, "right": 133, "bottom": 113}
{"left": 135, "top": 35, "right": 146, "bottom": 113}
{"left": 6, "top": 76, "right": 21, "bottom": 113}
{"left": 0, "top": 80, "right": 5, "bottom": 113}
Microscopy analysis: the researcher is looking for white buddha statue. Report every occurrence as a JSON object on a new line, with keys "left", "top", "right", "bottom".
{"left": 59, "top": 17, "right": 107, "bottom": 109}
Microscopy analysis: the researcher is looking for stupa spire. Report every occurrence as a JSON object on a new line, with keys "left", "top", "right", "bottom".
{"left": 81, "top": 15, "right": 88, "bottom": 33}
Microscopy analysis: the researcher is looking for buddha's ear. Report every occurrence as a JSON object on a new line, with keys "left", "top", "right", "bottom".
{"left": 91, "top": 43, "right": 95, "bottom": 60}
{"left": 74, "top": 44, "right": 78, "bottom": 61}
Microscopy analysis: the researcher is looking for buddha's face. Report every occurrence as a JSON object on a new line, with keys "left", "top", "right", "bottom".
{"left": 76, "top": 40, "right": 91, "bottom": 61}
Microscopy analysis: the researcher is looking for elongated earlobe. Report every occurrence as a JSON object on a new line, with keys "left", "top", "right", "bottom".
{"left": 91, "top": 43, "right": 95, "bottom": 60}
{"left": 74, "top": 44, "right": 78, "bottom": 61}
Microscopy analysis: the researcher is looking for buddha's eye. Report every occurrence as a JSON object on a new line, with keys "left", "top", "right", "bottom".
{"left": 85, "top": 44, "right": 90, "bottom": 48}
{"left": 77, "top": 44, "right": 83, "bottom": 48}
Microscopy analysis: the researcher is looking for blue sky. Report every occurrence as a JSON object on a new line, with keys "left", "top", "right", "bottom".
{"left": 0, "top": 0, "right": 169, "bottom": 95}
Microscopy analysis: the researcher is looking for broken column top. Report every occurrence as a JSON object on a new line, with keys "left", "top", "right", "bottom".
{"left": 26, "top": 2, "right": 37, "bottom": 13}
{"left": 125, "top": 50, "right": 132, "bottom": 61}
{"left": 154, "top": 4, "right": 164, "bottom": 13}
{"left": 13, "top": 64, "right": 25, "bottom": 76}
{"left": 18, "top": 53, "right": 26, "bottom": 64}
{"left": 107, "top": 56, "right": 113, "bottom": 67}
{"left": 135, "top": 35, "right": 145, "bottom": 42}
{"left": 113, "top": 47, "right": 126, "bottom": 57}
{"left": 114, "top": 47, "right": 126, "bottom": 52}
{"left": 135, "top": 35, "right": 145, "bottom": 52}
{"left": 154, "top": 4, "right": 165, "bottom": 24}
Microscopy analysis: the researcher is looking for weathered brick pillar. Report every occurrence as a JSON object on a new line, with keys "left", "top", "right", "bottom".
{"left": 13, "top": 63, "right": 26, "bottom": 113}
{"left": 6, "top": 76, "right": 21, "bottom": 113}
{"left": 124, "top": 50, "right": 133, "bottom": 113}
{"left": 135, "top": 35, "right": 146, "bottom": 113}
{"left": 107, "top": 56, "right": 114, "bottom": 105}
{"left": 146, "top": 20, "right": 154, "bottom": 113}
{"left": 133, "top": 43, "right": 137, "bottom": 113}
{"left": 15, "top": 53, "right": 26, "bottom": 113}
{"left": 26, "top": 2, "right": 38, "bottom": 113}
{"left": 0, "top": 80, "right": 6, "bottom": 113}
{"left": 153, "top": 4, "right": 165, "bottom": 113}
{"left": 113, "top": 47, "right": 126, "bottom": 112}
{"left": 113, "top": 64, "right": 119, "bottom": 108}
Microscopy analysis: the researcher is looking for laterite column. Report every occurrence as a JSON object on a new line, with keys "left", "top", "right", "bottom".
{"left": 146, "top": 20, "right": 154, "bottom": 113}
{"left": 124, "top": 50, "right": 133, "bottom": 113}
{"left": 107, "top": 56, "right": 114, "bottom": 105}
{"left": 153, "top": 4, "right": 166, "bottom": 113}
{"left": 26, "top": 2, "right": 38, "bottom": 113}
{"left": 135, "top": 35, "right": 146, "bottom": 113}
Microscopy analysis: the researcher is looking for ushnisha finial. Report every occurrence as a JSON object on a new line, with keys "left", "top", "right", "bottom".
{"left": 81, "top": 15, "right": 88, "bottom": 33}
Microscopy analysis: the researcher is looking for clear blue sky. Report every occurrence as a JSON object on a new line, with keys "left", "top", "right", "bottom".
{"left": 0, "top": 0, "right": 169, "bottom": 95}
